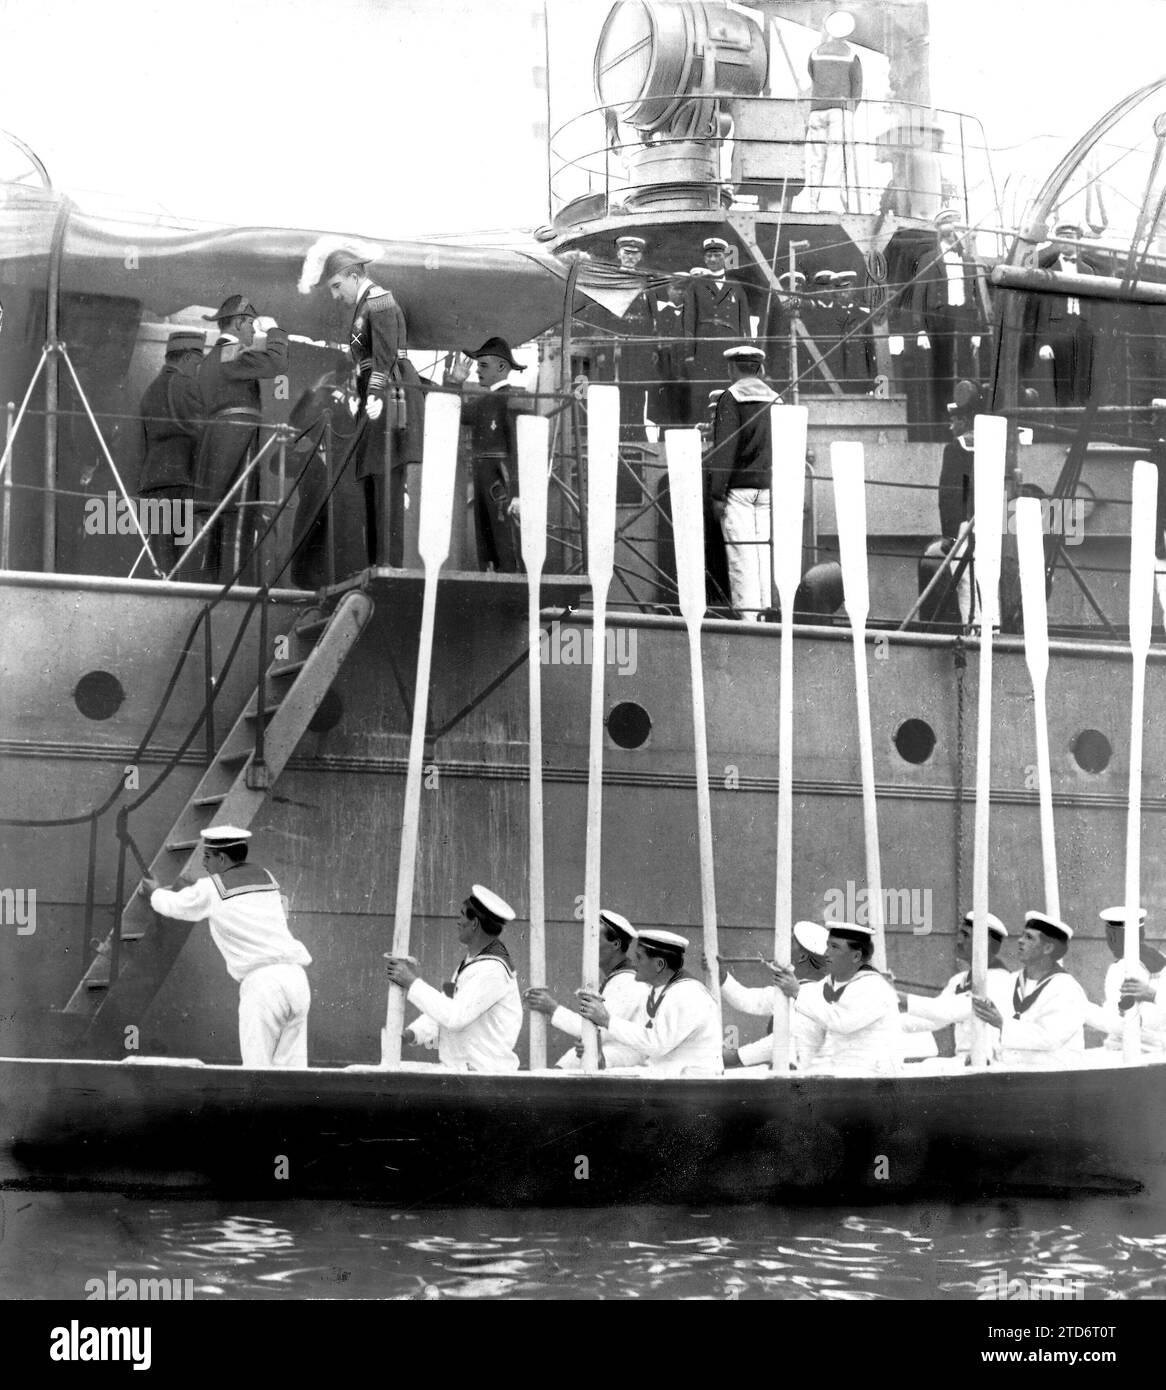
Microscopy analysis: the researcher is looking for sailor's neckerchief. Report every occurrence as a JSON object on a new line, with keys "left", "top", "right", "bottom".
{"left": 1011, "top": 965, "right": 1066, "bottom": 1019}
{"left": 600, "top": 960, "right": 635, "bottom": 996}
{"left": 645, "top": 968, "right": 694, "bottom": 1029}
{"left": 822, "top": 961, "right": 878, "bottom": 1005}
{"left": 441, "top": 939, "right": 513, "bottom": 996}
{"left": 954, "top": 960, "right": 1009, "bottom": 994}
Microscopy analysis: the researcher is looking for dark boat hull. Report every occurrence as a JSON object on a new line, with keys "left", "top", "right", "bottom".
{"left": 1, "top": 1057, "right": 1162, "bottom": 1206}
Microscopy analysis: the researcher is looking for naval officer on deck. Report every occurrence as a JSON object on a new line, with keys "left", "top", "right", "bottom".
{"left": 771, "top": 922, "right": 901, "bottom": 1075}
{"left": 141, "top": 826, "right": 311, "bottom": 1067}
{"left": 317, "top": 248, "right": 410, "bottom": 566}
{"left": 899, "top": 910, "right": 1014, "bottom": 1063}
{"left": 972, "top": 911, "right": 1087, "bottom": 1068}
{"left": 576, "top": 928, "right": 722, "bottom": 1076}
{"left": 524, "top": 908, "right": 650, "bottom": 1069}
{"left": 384, "top": 885, "right": 522, "bottom": 1072}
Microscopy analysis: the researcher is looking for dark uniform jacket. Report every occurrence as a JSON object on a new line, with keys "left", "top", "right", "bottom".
{"left": 193, "top": 329, "right": 289, "bottom": 503}
{"left": 463, "top": 382, "right": 525, "bottom": 572}
{"left": 808, "top": 38, "right": 862, "bottom": 109}
{"left": 938, "top": 434, "right": 974, "bottom": 539}
{"left": 683, "top": 275, "right": 752, "bottom": 387}
{"left": 706, "top": 375, "right": 781, "bottom": 502}
{"left": 139, "top": 365, "right": 203, "bottom": 492}
{"left": 347, "top": 282, "right": 417, "bottom": 482}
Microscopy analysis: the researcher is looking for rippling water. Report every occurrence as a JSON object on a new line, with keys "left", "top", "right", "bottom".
{"left": 2, "top": 1192, "right": 1165, "bottom": 1299}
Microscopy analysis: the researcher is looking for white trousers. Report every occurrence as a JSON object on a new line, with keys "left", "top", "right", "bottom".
{"left": 721, "top": 488, "right": 772, "bottom": 619}
{"left": 238, "top": 962, "right": 310, "bottom": 1067}
{"left": 804, "top": 108, "right": 850, "bottom": 210}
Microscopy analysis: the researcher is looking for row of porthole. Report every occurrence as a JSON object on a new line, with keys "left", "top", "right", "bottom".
{"left": 70, "top": 673, "right": 1116, "bottom": 776}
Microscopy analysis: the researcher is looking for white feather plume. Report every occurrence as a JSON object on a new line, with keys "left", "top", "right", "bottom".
{"left": 297, "top": 235, "right": 384, "bottom": 296}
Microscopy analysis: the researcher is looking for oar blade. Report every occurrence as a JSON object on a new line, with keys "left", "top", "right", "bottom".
{"left": 1130, "top": 459, "right": 1158, "bottom": 657}
{"left": 664, "top": 428, "right": 707, "bottom": 625}
{"left": 517, "top": 414, "right": 550, "bottom": 577}
{"left": 771, "top": 405, "right": 808, "bottom": 608}
{"left": 416, "top": 391, "right": 462, "bottom": 570}
{"left": 1015, "top": 496, "right": 1050, "bottom": 685}
{"left": 830, "top": 442, "right": 869, "bottom": 625}
{"left": 586, "top": 384, "right": 620, "bottom": 593}
{"left": 972, "top": 414, "right": 1008, "bottom": 628}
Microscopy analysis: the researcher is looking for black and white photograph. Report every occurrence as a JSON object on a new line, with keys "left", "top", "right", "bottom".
{"left": 0, "top": 0, "right": 1164, "bottom": 1342}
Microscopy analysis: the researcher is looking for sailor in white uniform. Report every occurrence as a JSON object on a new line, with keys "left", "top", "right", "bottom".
{"left": 973, "top": 910, "right": 1087, "bottom": 1069}
{"left": 523, "top": 909, "right": 650, "bottom": 1069}
{"left": 577, "top": 928, "right": 723, "bottom": 1076}
{"left": 900, "top": 910, "right": 1014, "bottom": 1061}
{"left": 1084, "top": 906, "right": 1166, "bottom": 1054}
{"left": 771, "top": 922, "right": 901, "bottom": 1076}
{"left": 384, "top": 884, "right": 522, "bottom": 1073}
{"left": 143, "top": 825, "right": 312, "bottom": 1067}
{"left": 716, "top": 921, "right": 829, "bottom": 1068}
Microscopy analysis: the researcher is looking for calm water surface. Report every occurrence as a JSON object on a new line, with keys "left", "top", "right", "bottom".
{"left": 1, "top": 1193, "right": 1164, "bottom": 1299}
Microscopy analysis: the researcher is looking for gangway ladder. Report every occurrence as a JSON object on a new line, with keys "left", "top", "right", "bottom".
{"left": 61, "top": 589, "right": 375, "bottom": 1050}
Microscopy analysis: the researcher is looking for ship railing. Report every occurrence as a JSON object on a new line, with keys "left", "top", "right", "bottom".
{"left": 549, "top": 97, "right": 997, "bottom": 228}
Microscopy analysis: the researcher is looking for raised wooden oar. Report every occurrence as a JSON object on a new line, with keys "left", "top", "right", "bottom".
{"left": 770, "top": 405, "right": 809, "bottom": 1069}
{"left": 1123, "top": 459, "right": 1158, "bottom": 1061}
{"left": 664, "top": 428, "right": 721, "bottom": 1024}
{"left": 382, "top": 392, "right": 461, "bottom": 1065}
{"left": 518, "top": 414, "right": 550, "bottom": 1070}
{"left": 581, "top": 385, "right": 620, "bottom": 1073}
{"left": 969, "top": 414, "right": 1006, "bottom": 1068}
{"left": 1015, "top": 498, "right": 1059, "bottom": 920}
{"left": 830, "top": 443, "right": 885, "bottom": 972}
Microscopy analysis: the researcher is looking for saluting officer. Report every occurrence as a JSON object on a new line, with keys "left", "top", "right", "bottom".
{"left": 138, "top": 329, "right": 205, "bottom": 575}
{"left": 683, "top": 237, "right": 752, "bottom": 407}
{"left": 385, "top": 885, "right": 523, "bottom": 1073}
{"left": 446, "top": 336, "right": 526, "bottom": 573}
{"left": 191, "top": 295, "right": 289, "bottom": 584}
{"left": 318, "top": 248, "right": 411, "bottom": 566}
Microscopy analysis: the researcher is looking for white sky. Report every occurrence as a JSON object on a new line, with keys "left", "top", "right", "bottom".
{"left": 2, "top": 0, "right": 1166, "bottom": 238}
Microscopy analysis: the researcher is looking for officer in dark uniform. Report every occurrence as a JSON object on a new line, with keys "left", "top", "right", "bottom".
{"left": 910, "top": 209, "right": 985, "bottom": 440}
{"left": 799, "top": 270, "right": 839, "bottom": 394}
{"left": 138, "top": 329, "right": 205, "bottom": 575}
{"left": 317, "top": 248, "right": 413, "bottom": 566}
{"left": 768, "top": 270, "right": 808, "bottom": 396}
{"left": 613, "top": 235, "right": 657, "bottom": 442}
{"left": 683, "top": 237, "right": 752, "bottom": 411}
{"left": 651, "top": 271, "right": 691, "bottom": 428}
{"left": 447, "top": 337, "right": 526, "bottom": 573}
{"left": 833, "top": 269, "right": 876, "bottom": 394}
{"left": 1022, "top": 221, "right": 1098, "bottom": 408}
{"left": 190, "top": 295, "right": 288, "bottom": 584}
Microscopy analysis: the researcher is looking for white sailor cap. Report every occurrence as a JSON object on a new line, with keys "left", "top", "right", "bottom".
{"left": 1053, "top": 221, "right": 1083, "bottom": 239}
{"left": 200, "top": 825, "right": 251, "bottom": 848}
{"left": 615, "top": 235, "right": 646, "bottom": 250}
{"left": 793, "top": 921, "right": 830, "bottom": 957}
{"left": 778, "top": 270, "right": 806, "bottom": 287}
{"left": 1099, "top": 905, "right": 1147, "bottom": 926}
{"left": 825, "top": 920, "right": 875, "bottom": 944}
{"left": 1025, "top": 909, "right": 1073, "bottom": 942}
{"left": 702, "top": 237, "right": 730, "bottom": 253}
{"left": 468, "top": 883, "right": 516, "bottom": 927}
{"left": 833, "top": 269, "right": 858, "bottom": 283}
{"left": 962, "top": 909, "right": 1008, "bottom": 939}
{"left": 723, "top": 344, "right": 766, "bottom": 361}
{"left": 637, "top": 928, "right": 690, "bottom": 954}
{"left": 599, "top": 908, "right": 637, "bottom": 944}
{"left": 825, "top": 10, "right": 857, "bottom": 38}
{"left": 934, "top": 207, "right": 961, "bottom": 229}
{"left": 812, "top": 269, "right": 836, "bottom": 283}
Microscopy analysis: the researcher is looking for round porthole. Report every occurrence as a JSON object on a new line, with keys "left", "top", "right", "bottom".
{"left": 308, "top": 688, "right": 344, "bottom": 734}
{"left": 607, "top": 701, "right": 651, "bottom": 749}
{"left": 1071, "top": 729, "right": 1111, "bottom": 774}
{"left": 893, "top": 718, "right": 936, "bottom": 765}
{"left": 73, "top": 670, "right": 125, "bottom": 721}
